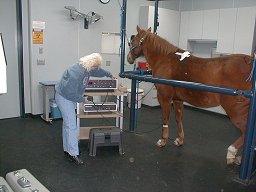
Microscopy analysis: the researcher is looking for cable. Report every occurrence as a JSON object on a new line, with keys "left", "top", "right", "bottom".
{"left": 83, "top": 89, "right": 165, "bottom": 136}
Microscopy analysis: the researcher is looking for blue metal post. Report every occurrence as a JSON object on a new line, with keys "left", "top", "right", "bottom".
{"left": 120, "top": 0, "right": 127, "bottom": 74}
{"left": 153, "top": 0, "right": 159, "bottom": 34}
{"left": 239, "top": 59, "right": 256, "bottom": 181}
{"left": 129, "top": 79, "right": 137, "bottom": 131}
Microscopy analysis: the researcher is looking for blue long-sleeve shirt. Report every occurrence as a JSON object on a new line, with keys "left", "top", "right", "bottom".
{"left": 55, "top": 63, "right": 112, "bottom": 102}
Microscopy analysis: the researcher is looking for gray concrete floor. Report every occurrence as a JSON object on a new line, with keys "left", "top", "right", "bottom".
{"left": 0, "top": 105, "right": 256, "bottom": 192}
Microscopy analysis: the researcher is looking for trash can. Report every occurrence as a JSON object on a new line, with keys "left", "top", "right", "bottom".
{"left": 127, "top": 88, "right": 144, "bottom": 109}
{"left": 49, "top": 99, "right": 62, "bottom": 119}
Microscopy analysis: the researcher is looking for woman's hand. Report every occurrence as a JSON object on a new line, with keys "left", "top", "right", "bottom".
{"left": 84, "top": 96, "right": 88, "bottom": 103}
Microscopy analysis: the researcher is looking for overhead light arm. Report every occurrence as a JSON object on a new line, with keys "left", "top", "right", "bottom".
{"left": 64, "top": 6, "right": 103, "bottom": 29}
{"left": 84, "top": 18, "right": 89, "bottom": 29}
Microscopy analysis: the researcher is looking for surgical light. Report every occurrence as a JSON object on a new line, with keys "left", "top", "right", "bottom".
{"left": 64, "top": 6, "right": 103, "bottom": 29}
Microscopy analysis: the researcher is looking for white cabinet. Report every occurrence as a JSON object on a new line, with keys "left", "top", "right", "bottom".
{"left": 202, "top": 9, "right": 219, "bottom": 40}
{"left": 177, "top": 7, "right": 255, "bottom": 54}
{"left": 179, "top": 9, "right": 219, "bottom": 49}
{"left": 188, "top": 11, "right": 203, "bottom": 39}
{"left": 140, "top": 81, "right": 159, "bottom": 107}
{"left": 216, "top": 8, "right": 237, "bottom": 53}
{"left": 216, "top": 7, "right": 256, "bottom": 55}
{"left": 139, "top": 6, "right": 180, "bottom": 45}
{"left": 233, "top": 7, "right": 256, "bottom": 55}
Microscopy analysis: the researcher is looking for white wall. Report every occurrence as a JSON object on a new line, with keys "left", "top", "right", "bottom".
{"left": 25, "top": 0, "right": 178, "bottom": 115}
{"left": 180, "top": 0, "right": 256, "bottom": 11}
{"left": 28, "top": 0, "right": 80, "bottom": 115}
{"left": 20, "top": 0, "right": 256, "bottom": 116}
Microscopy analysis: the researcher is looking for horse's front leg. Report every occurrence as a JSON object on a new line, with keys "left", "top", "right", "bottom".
{"left": 156, "top": 95, "right": 172, "bottom": 147}
{"left": 173, "top": 100, "right": 184, "bottom": 146}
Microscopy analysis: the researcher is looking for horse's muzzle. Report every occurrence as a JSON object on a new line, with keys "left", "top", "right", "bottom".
{"left": 127, "top": 53, "right": 135, "bottom": 64}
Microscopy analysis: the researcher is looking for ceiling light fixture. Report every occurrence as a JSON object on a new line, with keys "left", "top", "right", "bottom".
{"left": 64, "top": 6, "right": 103, "bottom": 29}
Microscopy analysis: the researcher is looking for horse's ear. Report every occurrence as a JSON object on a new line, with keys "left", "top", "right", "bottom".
{"left": 147, "top": 27, "right": 151, "bottom": 32}
{"left": 137, "top": 25, "right": 142, "bottom": 33}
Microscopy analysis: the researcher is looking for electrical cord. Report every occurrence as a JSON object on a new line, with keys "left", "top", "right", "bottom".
{"left": 84, "top": 95, "right": 176, "bottom": 140}
{"left": 83, "top": 88, "right": 165, "bottom": 136}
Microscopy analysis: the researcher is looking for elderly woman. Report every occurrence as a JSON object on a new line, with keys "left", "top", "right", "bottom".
{"left": 55, "top": 53, "right": 113, "bottom": 165}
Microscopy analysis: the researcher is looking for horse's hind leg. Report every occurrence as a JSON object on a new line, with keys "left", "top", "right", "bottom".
{"left": 156, "top": 95, "right": 172, "bottom": 147}
{"left": 173, "top": 100, "right": 184, "bottom": 146}
{"left": 221, "top": 96, "right": 249, "bottom": 165}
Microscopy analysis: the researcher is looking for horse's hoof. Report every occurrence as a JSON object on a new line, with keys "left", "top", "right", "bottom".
{"left": 173, "top": 138, "right": 183, "bottom": 146}
{"left": 227, "top": 158, "right": 235, "bottom": 165}
{"left": 156, "top": 139, "right": 166, "bottom": 147}
{"left": 234, "top": 156, "right": 242, "bottom": 165}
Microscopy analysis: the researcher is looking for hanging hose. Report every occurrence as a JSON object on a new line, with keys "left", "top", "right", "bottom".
{"left": 246, "top": 53, "right": 256, "bottom": 81}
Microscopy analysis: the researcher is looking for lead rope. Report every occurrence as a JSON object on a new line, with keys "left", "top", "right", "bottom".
{"left": 246, "top": 53, "right": 256, "bottom": 81}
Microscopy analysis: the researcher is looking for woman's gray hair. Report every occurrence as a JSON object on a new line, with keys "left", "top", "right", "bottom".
{"left": 79, "top": 53, "right": 102, "bottom": 70}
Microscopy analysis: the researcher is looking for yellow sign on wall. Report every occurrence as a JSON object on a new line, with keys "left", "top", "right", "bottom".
{"left": 33, "top": 30, "right": 44, "bottom": 44}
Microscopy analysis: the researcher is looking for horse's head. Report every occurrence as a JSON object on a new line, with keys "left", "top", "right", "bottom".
{"left": 127, "top": 26, "right": 151, "bottom": 64}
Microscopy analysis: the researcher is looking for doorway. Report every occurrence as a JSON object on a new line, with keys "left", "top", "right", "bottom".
{"left": 0, "top": 0, "right": 20, "bottom": 119}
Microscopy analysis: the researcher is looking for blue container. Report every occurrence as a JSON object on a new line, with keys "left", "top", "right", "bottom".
{"left": 49, "top": 99, "right": 62, "bottom": 119}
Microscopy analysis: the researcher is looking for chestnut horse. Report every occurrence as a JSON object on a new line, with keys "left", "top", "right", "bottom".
{"left": 127, "top": 26, "right": 253, "bottom": 165}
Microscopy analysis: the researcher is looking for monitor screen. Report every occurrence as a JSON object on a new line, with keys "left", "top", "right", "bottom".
{"left": 0, "top": 33, "right": 7, "bottom": 94}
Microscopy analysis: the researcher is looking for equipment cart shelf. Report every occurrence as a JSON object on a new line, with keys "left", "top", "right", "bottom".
{"left": 77, "top": 90, "right": 124, "bottom": 140}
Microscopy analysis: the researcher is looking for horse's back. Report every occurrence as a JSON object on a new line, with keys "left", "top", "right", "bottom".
{"left": 156, "top": 53, "right": 253, "bottom": 108}
{"left": 180, "top": 54, "right": 252, "bottom": 89}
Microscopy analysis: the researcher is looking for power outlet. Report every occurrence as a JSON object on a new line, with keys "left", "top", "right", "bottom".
{"left": 106, "top": 60, "right": 111, "bottom": 66}
{"left": 37, "top": 59, "right": 45, "bottom": 65}
{"left": 39, "top": 47, "right": 43, "bottom": 54}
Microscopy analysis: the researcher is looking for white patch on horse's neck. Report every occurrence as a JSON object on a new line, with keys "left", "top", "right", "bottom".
{"left": 175, "top": 51, "right": 191, "bottom": 61}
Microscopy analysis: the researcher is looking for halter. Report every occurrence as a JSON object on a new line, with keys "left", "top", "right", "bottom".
{"left": 128, "top": 33, "right": 147, "bottom": 58}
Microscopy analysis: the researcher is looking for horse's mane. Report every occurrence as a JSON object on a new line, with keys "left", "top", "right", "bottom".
{"left": 146, "top": 32, "right": 179, "bottom": 55}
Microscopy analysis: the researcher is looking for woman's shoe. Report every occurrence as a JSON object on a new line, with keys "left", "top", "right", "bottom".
{"left": 68, "top": 155, "right": 84, "bottom": 165}
{"left": 64, "top": 151, "right": 84, "bottom": 165}
{"left": 64, "top": 151, "right": 69, "bottom": 157}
